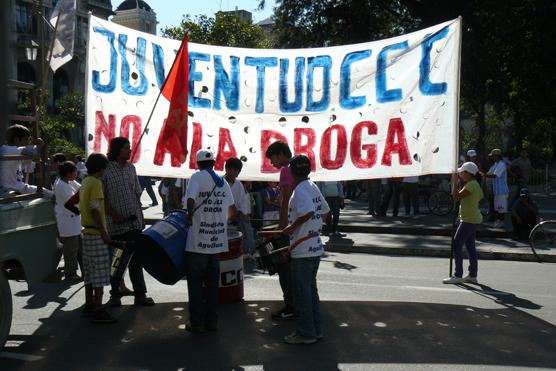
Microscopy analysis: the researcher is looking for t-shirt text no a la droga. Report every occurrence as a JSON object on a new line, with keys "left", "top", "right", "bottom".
{"left": 185, "top": 170, "right": 235, "bottom": 254}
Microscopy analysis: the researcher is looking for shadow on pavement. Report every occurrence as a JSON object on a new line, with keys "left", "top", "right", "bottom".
{"left": 459, "top": 283, "right": 542, "bottom": 310}
{"left": 3, "top": 300, "right": 555, "bottom": 370}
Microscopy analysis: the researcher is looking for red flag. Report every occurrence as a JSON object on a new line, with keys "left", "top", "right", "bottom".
{"left": 153, "top": 36, "right": 189, "bottom": 167}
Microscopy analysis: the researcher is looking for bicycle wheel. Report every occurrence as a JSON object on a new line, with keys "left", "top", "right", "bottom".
{"left": 529, "top": 220, "right": 556, "bottom": 262}
{"left": 428, "top": 190, "right": 453, "bottom": 216}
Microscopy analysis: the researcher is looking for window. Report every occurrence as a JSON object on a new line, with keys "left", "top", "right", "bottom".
{"left": 16, "top": 4, "right": 37, "bottom": 35}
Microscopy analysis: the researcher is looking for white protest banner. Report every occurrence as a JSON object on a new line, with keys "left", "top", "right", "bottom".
{"left": 86, "top": 16, "right": 461, "bottom": 180}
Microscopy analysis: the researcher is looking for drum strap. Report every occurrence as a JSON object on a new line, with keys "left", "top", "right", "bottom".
{"left": 193, "top": 182, "right": 218, "bottom": 213}
{"left": 287, "top": 232, "right": 320, "bottom": 252}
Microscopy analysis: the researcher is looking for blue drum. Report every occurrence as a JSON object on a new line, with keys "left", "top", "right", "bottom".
{"left": 137, "top": 210, "right": 190, "bottom": 285}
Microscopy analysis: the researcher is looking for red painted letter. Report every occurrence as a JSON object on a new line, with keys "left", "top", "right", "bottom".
{"left": 153, "top": 118, "right": 188, "bottom": 167}
{"left": 320, "top": 124, "right": 347, "bottom": 170}
{"left": 260, "top": 130, "right": 288, "bottom": 173}
{"left": 381, "top": 117, "right": 411, "bottom": 166}
{"left": 350, "top": 121, "right": 377, "bottom": 169}
{"left": 94, "top": 111, "right": 115, "bottom": 153}
{"left": 189, "top": 122, "right": 203, "bottom": 169}
{"left": 294, "top": 128, "right": 316, "bottom": 171}
{"left": 215, "top": 128, "right": 237, "bottom": 171}
{"left": 120, "top": 115, "right": 142, "bottom": 163}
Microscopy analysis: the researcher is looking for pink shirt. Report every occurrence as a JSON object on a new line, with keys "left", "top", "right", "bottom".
{"left": 279, "top": 166, "right": 293, "bottom": 189}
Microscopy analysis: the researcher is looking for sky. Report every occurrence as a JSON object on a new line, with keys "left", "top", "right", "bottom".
{"left": 112, "top": 0, "right": 277, "bottom": 33}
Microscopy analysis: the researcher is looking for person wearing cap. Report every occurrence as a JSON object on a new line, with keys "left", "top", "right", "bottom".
{"left": 511, "top": 188, "right": 539, "bottom": 240}
{"left": 183, "top": 148, "right": 235, "bottom": 333}
{"left": 281, "top": 155, "right": 330, "bottom": 344}
{"left": 443, "top": 162, "right": 484, "bottom": 285}
{"left": 485, "top": 148, "right": 509, "bottom": 228}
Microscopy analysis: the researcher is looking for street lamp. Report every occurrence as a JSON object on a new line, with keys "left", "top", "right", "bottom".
{"left": 25, "top": 40, "right": 39, "bottom": 61}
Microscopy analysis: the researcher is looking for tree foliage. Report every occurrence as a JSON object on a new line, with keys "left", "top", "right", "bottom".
{"left": 259, "top": 0, "right": 556, "bottom": 163}
{"left": 161, "top": 13, "right": 272, "bottom": 48}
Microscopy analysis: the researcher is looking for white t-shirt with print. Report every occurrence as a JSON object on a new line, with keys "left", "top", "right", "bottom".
{"left": 54, "top": 178, "right": 82, "bottom": 237}
{"left": 0, "top": 145, "right": 26, "bottom": 192}
{"left": 288, "top": 180, "right": 330, "bottom": 259}
{"left": 229, "top": 179, "right": 250, "bottom": 215}
{"left": 185, "top": 170, "right": 235, "bottom": 254}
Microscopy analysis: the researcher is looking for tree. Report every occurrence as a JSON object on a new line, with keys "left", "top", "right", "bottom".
{"left": 259, "top": 0, "right": 556, "bottom": 163}
{"left": 161, "top": 12, "right": 272, "bottom": 48}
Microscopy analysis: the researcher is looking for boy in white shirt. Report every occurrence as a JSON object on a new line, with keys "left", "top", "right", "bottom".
{"left": 224, "top": 157, "right": 255, "bottom": 257}
{"left": 281, "top": 155, "right": 330, "bottom": 345}
{"left": 0, "top": 124, "right": 49, "bottom": 196}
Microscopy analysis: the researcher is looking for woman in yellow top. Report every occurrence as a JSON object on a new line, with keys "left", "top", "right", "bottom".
{"left": 443, "top": 162, "right": 484, "bottom": 285}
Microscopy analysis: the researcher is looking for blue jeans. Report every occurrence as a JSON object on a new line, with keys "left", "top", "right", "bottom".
{"left": 292, "top": 256, "right": 321, "bottom": 338}
{"left": 453, "top": 222, "right": 478, "bottom": 278}
{"left": 238, "top": 218, "right": 255, "bottom": 255}
{"left": 185, "top": 252, "right": 220, "bottom": 327}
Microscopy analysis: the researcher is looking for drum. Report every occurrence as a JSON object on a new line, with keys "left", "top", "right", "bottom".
{"left": 217, "top": 230, "right": 244, "bottom": 303}
{"left": 136, "top": 210, "right": 190, "bottom": 285}
{"left": 256, "top": 237, "right": 291, "bottom": 276}
{"left": 110, "top": 240, "right": 134, "bottom": 280}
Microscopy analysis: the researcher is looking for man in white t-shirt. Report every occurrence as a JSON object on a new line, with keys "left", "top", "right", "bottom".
{"left": 485, "top": 148, "right": 509, "bottom": 228}
{"left": 0, "top": 124, "right": 48, "bottom": 196}
{"left": 281, "top": 155, "right": 329, "bottom": 345}
{"left": 224, "top": 157, "right": 256, "bottom": 257}
{"left": 184, "top": 148, "right": 235, "bottom": 333}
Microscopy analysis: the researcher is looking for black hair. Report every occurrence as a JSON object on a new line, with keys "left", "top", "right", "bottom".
{"left": 265, "top": 141, "right": 292, "bottom": 159}
{"left": 198, "top": 160, "right": 215, "bottom": 170}
{"left": 59, "top": 161, "right": 77, "bottom": 178}
{"left": 75, "top": 155, "right": 82, "bottom": 161}
{"left": 52, "top": 153, "right": 67, "bottom": 163}
{"left": 225, "top": 157, "right": 243, "bottom": 171}
{"left": 86, "top": 153, "right": 109, "bottom": 174}
{"left": 289, "top": 154, "right": 311, "bottom": 178}
{"left": 6, "top": 124, "right": 31, "bottom": 145}
{"left": 107, "top": 137, "right": 130, "bottom": 161}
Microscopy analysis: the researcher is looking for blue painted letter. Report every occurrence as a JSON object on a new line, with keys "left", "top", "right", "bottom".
{"left": 245, "top": 57, "right": 278, "bottom": 113}
{"left": 376, "top": 41, "right": 408, "bottom": 103}
{"left": 213, "top": 55, "right": 240, "bottom": 111}
{"left": 279, "top": 57, "right": 305, "bottom": 113}
{"left": 152, "top": 43, "right": 165, "bottom": 89}
{"left": 91, "top": 27, "right": 117, "bottom": 93}
{"left": 419, "top": 27, "right": 449, "bottom": 95}
{"left": 340, "top": 50, "right": 371, "bottom": 109}
{"left": 118, "top": 34, "right": 148, "bottom": 96}
{"left": 189, "top": 52, "right": 211, "bottom": 109}
{"left": 307, "top": 55, "right": 332, "bottom": 112}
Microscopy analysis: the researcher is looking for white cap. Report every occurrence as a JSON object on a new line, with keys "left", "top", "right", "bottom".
{"left": 457, "top": 161, "right": 479, "bottom": 175}
{"left": 196, "top": 148, "right": 215, "bottom": 162}
{"left": 467, "top": 149, "right": 477, "bottom": 157}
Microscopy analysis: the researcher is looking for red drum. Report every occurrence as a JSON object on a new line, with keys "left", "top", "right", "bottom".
{"left": 217, "top": 230, "right": 244, "bottom": 303}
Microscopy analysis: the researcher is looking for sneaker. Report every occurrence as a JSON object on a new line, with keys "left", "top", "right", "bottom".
{"left": 462, "top": 275, "right": 478, "bottom": 284}
{"left": 134, "top": 296, "right": 155, "bottom": 306}
{"left": 185, "top": 322, "right": 205, "bottom": 333}
{"left": 271, "top": 307, "right": 297, "bottom": 320}
{"left": 443, "top": 276, "right": 463, "bottom": 284}
{"left": 90, "top": 310, "right": 117, "bottom": 324}
{"left": 108, "top": 296, "right": 122, "bottom": 307}
{"left": 317, "top": 333, "right": 324, "bottom": 341}
{"left": 492, "top": 220, "right": 504, "bottom": 229}
{"left": 82, "top": 304, "right": 95, "bottom": 318}
{"left": 284, "top": 332, "right": 318, "bottom": 344}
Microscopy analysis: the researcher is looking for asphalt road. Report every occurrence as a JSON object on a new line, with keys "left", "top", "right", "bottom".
{"left": 1, "top": 252, "right": 555, "bottom": 371}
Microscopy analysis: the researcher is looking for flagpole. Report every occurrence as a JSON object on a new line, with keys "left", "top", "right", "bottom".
{"left": 39, "top": 5, "right": 61, "bottom": 115}
{"left": 84, "top": 12, "right": 92, "bottom": 156}
{"left": 450, "top": 16, "right": 464, "bottom": 277}
{"left": 130, "top": 37, "right": 188, "bottom": 163}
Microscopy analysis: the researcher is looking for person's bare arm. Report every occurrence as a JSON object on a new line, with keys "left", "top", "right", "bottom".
{"left": 91, "top": 208, "right": 110, "bottom": 243}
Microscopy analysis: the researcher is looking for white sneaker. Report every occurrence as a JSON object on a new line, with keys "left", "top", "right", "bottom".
{"left": 462, "top": 275, "right": 478, "bottom": 284}
{"left": 492, "top": 220, "right": 504, "bottom": 229}
{"left": 443, "top": 276, "right": 463, "bottom": 284}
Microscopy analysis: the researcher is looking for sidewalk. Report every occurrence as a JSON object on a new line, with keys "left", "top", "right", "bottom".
{"left": 141, "top": 189, "right": 556, "bottom": 263}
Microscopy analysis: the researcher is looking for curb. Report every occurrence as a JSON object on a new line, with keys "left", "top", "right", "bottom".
{"left": 324, "top": 242, "right": 556, "bottom": 263}
{"left": 337, "top": 224, "right": 513, "bottom": 238}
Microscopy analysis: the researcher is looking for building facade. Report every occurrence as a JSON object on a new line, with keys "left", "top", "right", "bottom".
{"left": 112, "top": 0, "right": 157, "bottom": 35}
